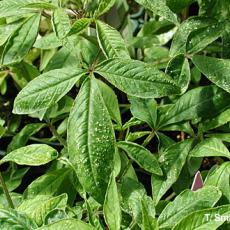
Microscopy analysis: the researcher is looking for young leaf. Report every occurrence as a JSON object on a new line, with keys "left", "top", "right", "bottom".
{"left": 94, "top": 0, "right": 116, "bottom": 17}
{"left": 190, "top": 138, "right": 230, "bottom": 159}
{"left": 192, "top": 55, "right": 230, "bottom": 94}
{"left": 0, "top": 208, "right": 37, "bottom": 230}
{"left": 67, "top": 18, "right": 92, "bottom": 36}
{"left": 52, "top": 8, "right": 70, "bottom": 39}
{"left": 159, "top": 85, "right": 230, "bottom": 127}
{"left": 95, "top": 58, "right": 180, "bottom": 98}
{"left": 96, "top": 20, "right": 130, "bottom": 59}
{"left": 134, "top": 0, "right": 178, "bottom": 25}
{"left": 67, "top": 77, "right": 116, "bottom": 204}
{"left": 158, "top": 186, "right": 222, "bottom": 229}
{"left": 1, "top": 14, "right": 40, "bottom": 65}
{"left": 103, "top": 172, "right": 121, "bottom": 230}
{"left": 0, "top": 144, "right": 58, "bottom": 166}
{"left": 173, "top": 205, "right": 230, "bottom": 230}
{"left": 17, "top": 194, "right": 67, "bottom": 226}
{"left": 13, "top": 68, "right": 86, "bottom": 115}
{"left": 152, "top": 139, "right": 194, "bottom": 204}
{"left": 205, "top": 162, "right": 230, "bottom": 202}
{"left": 191, "top": 171, "right": 204, "bottom": 191}
{"left": 166, "top": 55, "right": 190, "bottom": 94}
{"left": 38, "top": 219, "right": 96, "bottom": 230}
{"left": 129, "top": 96, "right": 157, "bottom": 129}
{"left": 117, "top": 141, "right": 162, "bottom": 175}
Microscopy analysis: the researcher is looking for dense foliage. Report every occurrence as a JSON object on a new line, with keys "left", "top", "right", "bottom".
{"left": 0, "top": 0, "right": 230, "bottom": 229}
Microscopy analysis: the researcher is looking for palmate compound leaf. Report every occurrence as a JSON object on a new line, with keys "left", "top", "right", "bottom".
{"left": 0, "top": 144, "right": 58, "bottom": 166}
{"left": 192, "top": 55, "right": 230, "bottom": 94}
{"left": 95, "top": 58, "right": 180, "bottom": 98}
{"left": 13, "top": 68, "right": 86, "bottom": 115}
{"left": 158, "top": 186, "right": 222, "bottom": 229}
{"left": 67, "top": 77, "right": 116, "bottom": 204}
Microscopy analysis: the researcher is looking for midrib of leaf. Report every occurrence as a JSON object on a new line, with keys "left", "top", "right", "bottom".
{"left": 87, "top": 80, "right": 98, "bottom": 188}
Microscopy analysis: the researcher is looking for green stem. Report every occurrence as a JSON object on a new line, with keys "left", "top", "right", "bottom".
{"left": 142, "top": 131, "right": 155, "bottom": 147}
{"left": 0, "top": 171, "right": 14, "bottom": 208}
{"left": 47, "top": 120, "right": 67, "bottom": 147}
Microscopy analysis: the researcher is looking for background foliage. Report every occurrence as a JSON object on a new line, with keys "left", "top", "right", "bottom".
{"left": 0, "top": 0, "right": 230, "bottom": 229}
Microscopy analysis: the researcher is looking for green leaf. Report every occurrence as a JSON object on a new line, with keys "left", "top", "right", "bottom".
{"left": 1, "top": 167, "right": 29, "bottom": 192}
{"left": 67, "top": 77, "right": 116, "bottom": 204}
{"left": 96, "top": 79, "right": 121, "bottom": 126}
{"left": 0, "top": 19, "right": 23, "bottom": 46}
{"left": 192, "top": 55, "right": 230, "bottom": 94}
{"left": 190, "top": 138, "right": 230, "bottom": 159}
{"left": 95, "top": 58, "right": 180, "bottom": 98}
{"left": 186, "top": 22, "right": 224, "bottom": 54}
{"left": 34, "top": 33, "right": 62, "bottom": 49}
{"left": 44, "top": 46, "right": 78, "bottom": 72}
{"left": 170, "top": 17, "right": 219, "bottom": 56}
{"left": 205, "top": 162, "right": 230, "bottom": 203}
{"left": 13, "top": 68, "right": 86, "bottom": 115}
{"left": 0, "top": 0, "right": 55, "bottom": 18}
{"left": 52, "top": 8, "right": 70, "bottom": 39}
{"left": 17, "top": 194, "right": 67, "bottom": 226}
{"left": 96, "top": 20, "right": 130, "bottom": 59}
{"left": 201, "top": 108, "right": 230, "bottom": 132}
{"left": 103, "top": 172, "right": 121, "bottom": 230}
{"left": 134, "top": 0, "right": 178, "bottom": 25}
{"left": 38, "top": 219, "right": 96, "bottom": 230}
{"left": 0, "top": 144, "right": 58, "bottom": 166}
{"left": 158, "top": 186, "right": 222, "bottom": 228}
{"left": 94, "top": 0, "right": 116, "bottom": 17}
{"left": 166, "top": 0, "right": 195, "bottom": 12}
{"left": 7, "top": 123, "right": 45, "bottom": 152}
{"left": 129, "top": 96, "right": 157, "bottom": 128}
{"left": 24, "top": 168, "right": 73, "bottom": 199}
{"left": 172, "top": 205, "right": 230, "bottom": 230}
{"left": 166, "top": 55, "right": 190, "bottom": 94}
{"left": 120, "top": 177, "right": 155, "bottom": 225}
{"left": 0, "top": 208, "right": 37, "bottom": 230}
{"left": 1, "top": 14, "right": 40, "bottom": 65}
{"left": 10, "top": 61, "right": 40, "bottom": 88}
{"left": 159, "top": 85, "right": 230, "bottom": 127}
{"left": 117, "top": 141, "right": 162, "bottom": 175}
{"left": 67, "top": 18, "right": 92, "bottom": 36}
{"left": 141, "top": 201, "right": 159, "bottom": 230}
{"left": 152, "top": 139, "right": 194, "bottom": 204}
